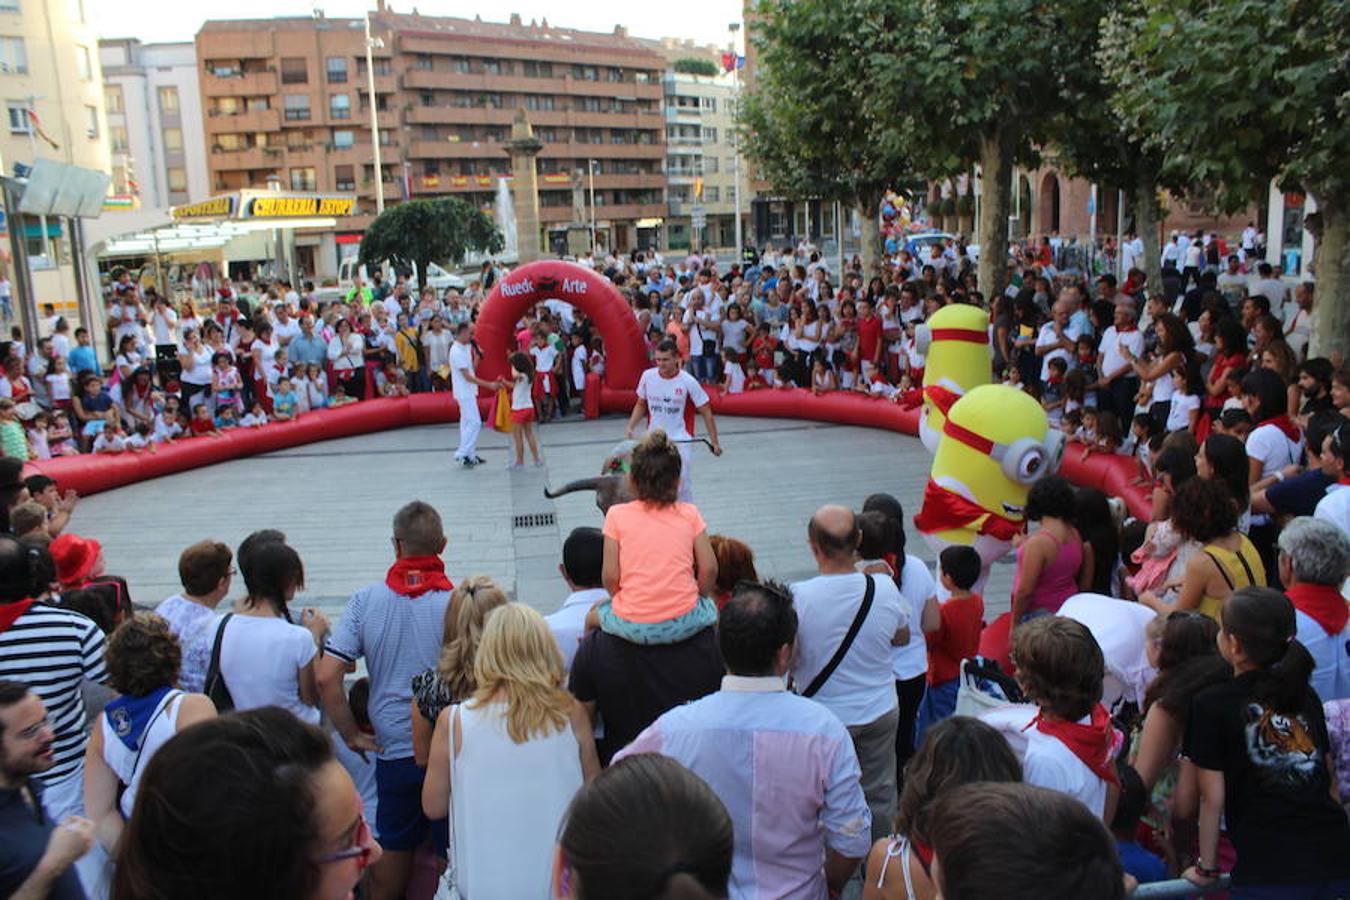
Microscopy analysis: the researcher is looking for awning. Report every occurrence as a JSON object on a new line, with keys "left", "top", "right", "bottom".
{"left": 636, "top": 218, "right": 664, "bottom": 228}
{"left": 170, "top": 189, "right": 358, "bottom": 222}
{"left": 99, "top": 217, "right": 340, "bottom": 258}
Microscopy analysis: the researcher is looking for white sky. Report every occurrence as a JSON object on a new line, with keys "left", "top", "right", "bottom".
{"left": 95, "top": 0, "right": 746, "bottom": 52}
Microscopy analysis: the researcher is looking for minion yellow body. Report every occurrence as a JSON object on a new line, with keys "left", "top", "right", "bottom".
{"left": 913, "top": 385, "right": 1063, "bottom": 585}
{"left": 917, "top": 304, "right": 992, "bottom": 453}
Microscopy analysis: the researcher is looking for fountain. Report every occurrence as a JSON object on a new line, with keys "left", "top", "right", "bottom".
{"left": 494, "top": 176, "right": 519, "bottom": 263}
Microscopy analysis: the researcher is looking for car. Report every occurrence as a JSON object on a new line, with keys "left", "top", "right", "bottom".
{"left": 320, "top": 257, "right": 468, "bottom": 300}
{"left": 905, "top": 231, "right": 957, "bottom": 261}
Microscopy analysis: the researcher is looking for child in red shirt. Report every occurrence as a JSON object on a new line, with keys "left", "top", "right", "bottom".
{"left": 914, "top": 545, "right": 985, "bottom": 748}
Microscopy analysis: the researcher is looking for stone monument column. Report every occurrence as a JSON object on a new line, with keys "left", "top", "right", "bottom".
{"left": 505, "top": 108, "right": 545, "bottom": 264}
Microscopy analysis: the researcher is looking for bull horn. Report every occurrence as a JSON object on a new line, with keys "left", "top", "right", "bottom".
{"left": 543, "top": 477, "right": 607, "bottom": 499}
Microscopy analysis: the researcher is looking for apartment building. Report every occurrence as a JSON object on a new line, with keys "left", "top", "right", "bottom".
{"left": 99, "top": 39, "right": 209, "bottom": 209}
{"left": 196, "top": 10, "right": 669, "bottom": 274}
{"left": 0, "top": 0, "right": 110, "bottom": 315}
{"left": 662, "top": 70, "right": 746, "bottom": 251}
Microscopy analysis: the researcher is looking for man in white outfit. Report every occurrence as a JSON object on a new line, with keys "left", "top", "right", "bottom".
{"left": 625, "top": 339, "right": 722, "bottom": 501}
{"left": 449, "top": 323, "right": 498, "bottom": 468}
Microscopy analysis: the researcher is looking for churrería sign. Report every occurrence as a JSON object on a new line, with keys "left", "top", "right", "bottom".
{"left": 171, "top": 191, "right": 358, "bottom": 222}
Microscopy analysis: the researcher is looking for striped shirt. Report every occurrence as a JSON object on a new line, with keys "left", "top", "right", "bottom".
{"left": 0, "top": 603, "right": 109, "bottom": 783}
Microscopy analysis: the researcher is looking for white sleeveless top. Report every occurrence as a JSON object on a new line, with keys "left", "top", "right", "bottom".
{"left": 100, "top": 690, "right": 183, "bottom": 819}
{"left": 449, "top": 701, "right": 582, "bottom": 899}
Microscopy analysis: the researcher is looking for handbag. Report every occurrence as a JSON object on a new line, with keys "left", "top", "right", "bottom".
{"left": 801, "top": 575, "right": 874, "bottom": 698}
{"left": 492, "top": 387, "right": 513, "bottom": 433}
{"left": 203, "top": 614, "right": 235, "bottom": 712}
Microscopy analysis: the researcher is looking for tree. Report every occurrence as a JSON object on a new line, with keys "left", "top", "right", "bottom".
{"left": 1101, "top": 0, "right": 1349, "bottom": 357}
{"left": 869, "top": 0, "right": 1099, "bottom": 299}
{"left": 739, "top": 0, "right": 918, "bottom": 273}
{"left": 358, "top": 198, "right": 503, "bottom": 285}
{"left": 673, "top": 58, "right": 719, "bottom": 77}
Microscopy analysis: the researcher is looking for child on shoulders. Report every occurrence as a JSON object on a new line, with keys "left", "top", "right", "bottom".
{"left": 592, "top": 429, "right": 718, "bottom": 644}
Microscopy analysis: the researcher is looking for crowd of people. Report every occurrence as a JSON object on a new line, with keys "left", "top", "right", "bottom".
{"left": 0, "top": 231, "right": 1346, "bottom": 900}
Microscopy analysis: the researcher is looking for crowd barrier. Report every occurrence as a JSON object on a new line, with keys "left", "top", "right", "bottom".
{"left": 24, "top": 379, "right": 1152, "bottom": 522}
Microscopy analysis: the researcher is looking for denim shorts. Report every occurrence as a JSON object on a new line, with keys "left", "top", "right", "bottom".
{"left": 374, "top": 756, "right": 431, "bottom": 852}
{"left": 596, "top": 596, "right": 718, "bottom": 645}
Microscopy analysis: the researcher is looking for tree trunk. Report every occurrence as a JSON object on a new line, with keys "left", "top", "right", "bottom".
{"left": 976, "top": 130, "right": 1013, "bottom": 301}
{"left": 1133, "top": 175, "right": 1163, "bottom": 298}
{"left": 857, "top": 195, "right": 882, "bottom": 276}
{"left": 1311, "top": 199, "right": 1349, "bottom": 361}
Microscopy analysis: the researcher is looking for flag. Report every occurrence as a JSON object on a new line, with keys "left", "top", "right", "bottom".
{"left": 26, "top": 108, "right": 59, "bottom": 150}
{"left": 721, "top": 53, "right": 745, "bottom": 72}
{"left": 693, "top": 177, "right": 704, "bottom": 200}
{"left": 399, "top": 168, "right": 413, "bottom": 201}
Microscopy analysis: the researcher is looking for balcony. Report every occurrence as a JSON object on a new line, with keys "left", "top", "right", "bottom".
{"left": 203, "top": 70, "right": 278, "bottom": 97}
{"left": 540, "top": 141, "right": 664, "bottom": 161}
{"left": 665, "top": 107, "right": 703, "bottom": 123}
{"left": 205, "top": 107, "right": 280, "bottom": 134}
{"left": 209, "top": 146, "right": 278, "bottom": 171}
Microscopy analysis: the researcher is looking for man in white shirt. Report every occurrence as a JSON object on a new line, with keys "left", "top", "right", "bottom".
{"left": 790, "top": 505, "right": 909, "bottom": 843}
{"left": 448, "top": 322, "right": 498, "bottom": 468}
{"left": 624, "top": 339, "right": 722, "bottom": 501}
{"left": 271, "top": 306, "right": 301, "bottom": 347}
{"left": 1248, "top": 262, "right": 1289, "bottom": 315}
{"left": 1241, "top": 222, "right": 1258, "bottom": 256}
{"left": 545, "top": 527, "right": 606, "bottom": 671}
{"left": 1216, "top": 255, "right": 1248, "bottom": 310}
{"left": 1276, "top": 518, "right": 1349, "bottom": 702}
{"left": 1160, "top": 234, "right": 1182, "bottom": 270}
{"left": 1314, "top": 422, "right": 1349, "bottom": 534}
{"left": 1095, "top": 302, "right": 1144, "bottom": 417}
{"left": 1035, "top": 299, "right": 1080, "bottom": 383}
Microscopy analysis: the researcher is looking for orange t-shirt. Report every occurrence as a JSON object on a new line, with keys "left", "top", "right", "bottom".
{"left": 602, "top": 500, "right": 705, "bottom": 623}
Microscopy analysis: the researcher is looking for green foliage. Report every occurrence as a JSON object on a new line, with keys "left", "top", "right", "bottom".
{"left": 1100, "top": 0, "right": 1349, "bottom": 209}
{"left": 940, "top": 197, "right": 957, "bottom": 216}
{"left": 739, "top": 0, "right": 915, "bottom": 209}
{"left": 359, "top": 198, "right": 503, "bottom": 276}
{"left": 673, "top": 57, "right": 719, "bottom": 77}
{"left": 925, "top": 199, "right": 943, "bottom": 218}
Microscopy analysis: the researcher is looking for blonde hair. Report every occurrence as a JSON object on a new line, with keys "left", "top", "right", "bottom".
{"left": 436, "top": 576, "right": 509, "bottom": 701}
{"left": 470, "top": 603, "right": 573, "bottom": 743}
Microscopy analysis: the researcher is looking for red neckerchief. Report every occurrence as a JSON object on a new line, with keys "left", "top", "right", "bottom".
{"left": 0, "top": 598, "right": 35, "bottom": 632}
{"left": 1117, "top": 325, "right": 1137, "bottom": 333}
{"left": 385, "top": 556, "right": 453, "bottom": 598}
{"left": 1285, "top": 583, "right": 1348, "bottom": 636}
{"left": 1257, "top": 414, "right": 1301, "bottom": 443}
{"left": 912, "top": 479, "right": 1024, "bottom": 541}
{"left": 911, "top": 837, "right": 934, "bottom": 871}
{"left": 923, "top": 384, "right": 962, "bottom": 416}
{"left": 1027, "top": 704, "right": 1122, "bottom": 787}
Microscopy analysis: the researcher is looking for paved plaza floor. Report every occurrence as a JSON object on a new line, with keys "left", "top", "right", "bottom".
{"left": 68, "top": 413, "right": 1016, "bottom": 625}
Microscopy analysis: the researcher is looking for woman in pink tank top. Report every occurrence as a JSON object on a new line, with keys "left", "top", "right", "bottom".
{"left": 1011, "top": 476, "right": 1093, "bottom": 623}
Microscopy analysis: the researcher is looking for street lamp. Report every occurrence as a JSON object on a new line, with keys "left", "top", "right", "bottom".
{"left": 588, "top": 158, "right": 598, "bottom": 255}
{"left": 365, "top": 14, "right": 386, "bottom": 214}
{"left": 729, "top": 22, "right": 743, "bottom": 257}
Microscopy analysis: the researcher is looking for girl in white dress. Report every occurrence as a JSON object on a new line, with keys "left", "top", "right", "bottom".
{"left": 422, "top": 604, "right": 599, "bottom": 899}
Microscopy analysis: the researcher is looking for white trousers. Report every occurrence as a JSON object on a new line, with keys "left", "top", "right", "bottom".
{"left": 455, "top": 395, "right": 482, "bottom": 460}
{"left": 677, "top": 441, "right": 694, "bottom": 503}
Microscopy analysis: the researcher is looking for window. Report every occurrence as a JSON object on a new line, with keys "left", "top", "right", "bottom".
{"left": 157, "top": 86, "right": 179, "bottom": 114}
{"left": 280, "top": 58, "right": 308, "bottom": 85}
{"left": 523, "top": 61, "right": 552, "bottom": 78}
{"left": 700, "top": 96, "right": 717, "bottom": 112}
{"left": 110, "top": 125, "right": 128, "bottom": 152}
{"left": 329, "top": 93, "right": 350, "bottom": 119}
{"left": 285, "top": 129, "right": 311, "bottom": 149}
{"left": 0, "top": 0, "right": 18, "bottom": 12}
{"left": 334, "top": 164, "right": 355, "bottom": 191}
{"left": 572, "top": 64, "right": 597, "bottom": 81}
{"left": 163, "top": 127, "right": 182, "bottom": 152}
{"left": 216, "top": 133, "right": 243, "bottom": 151}
{"left": 373, "top": 59, "right": 391, "bottom": 76}
{"left": 326, "top": 56, "right": 347, "bottom": 84}
{"left": 167, "top": 167, "right": 187, "bottom": 192}
{"left": 704, "top": 156, "right": 718, "bottom": 173}
{"left": 420, "top": 125, "right": 437, "bottom": 140}
{"left": 606, "top": 67, "right": 623, "bottom": 83}
{"left": 83, "top": 104, "right": 97, "bottom": 138}
{"left": 246, "top": 97, "right": 268, "bottom": 112}
{"left": 6, "top": 101, "right": 27, "bottom": 133}
{"left": 524, "top": 94, "right": 554, "bottom": 111}
{"left": 332, "top": 129, "right": 354, "bottom": 149}
{"left": 482, "top": 58, "right": 501, "bottom": 75}
{"left": 283, "top": 94, "right": 311, "bottom": 121}
{"left": 702, "top": 126, "right": 718, "bottom": 144}
{"left": 0, "top": 36, "right": 27, "bottom": 74}
{"left": 452, "top": 56, "right": 469, "bottom": 73}
{"left": 704, "top": 186, "right": 719, "bottom": 202}
{"left": 414, "top": 54, "right": 432, "bottom": 71}
{"left": 578, "top": 97, "right": 602, "bottom": 113}
{"left": 289, "top": 167, "right": 316, "bottom": 191}
{"left": 104, "top": 85, "right": 123, "bottom": 113}
{"left": 420, "top": 92, "right": 433, "bottom": 108}
{"left": 75, "top": 44, "right": 90, "bottom": 80}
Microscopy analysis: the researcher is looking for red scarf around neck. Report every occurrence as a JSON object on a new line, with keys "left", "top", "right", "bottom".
{"left": 1285, "top": 583, "right": 1348, "bottom": 636}
{"left": 385, "top": 556, "right": 453, "bottom": 598}
{"left": 1258, "top": 414, "right": 1301, "bottom": 443}
{"left": 0, "top": 598, "right": 35, "bottom": 633}
{"left": 1028, "top": 704, "right": 1121, "bottom": 787}
{"left": 912, "top": 479, "right": 1023, "bottom": 541}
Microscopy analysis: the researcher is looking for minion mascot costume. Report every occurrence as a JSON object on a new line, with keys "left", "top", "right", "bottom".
{"left": 912, "top": 384, "right": 1064, "bottom": 592}
{"left": 914, "top": 304, "right": 992, "bottom": 453}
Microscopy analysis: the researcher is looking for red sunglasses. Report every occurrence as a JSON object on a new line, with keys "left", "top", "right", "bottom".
{"left": 316, "top": 804, "right": 377, "bottom": 871}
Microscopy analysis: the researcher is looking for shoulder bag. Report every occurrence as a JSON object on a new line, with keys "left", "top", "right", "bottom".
{"left": 203, "top": 613, "right": 235, "bottom": 712}
{"left": 801, "top": 575, "right": 875, "bottom": 698}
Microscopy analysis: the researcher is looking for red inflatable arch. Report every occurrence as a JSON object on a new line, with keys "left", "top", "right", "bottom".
{"left": 474, "top": 260, "right": 647, "bottom": 389}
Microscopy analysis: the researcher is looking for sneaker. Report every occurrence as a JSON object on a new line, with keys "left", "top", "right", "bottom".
{"left": 459, "top": 457, "right": 477, "bottom": 469}
{"left": 472, "top": 456, "right": 486, "bottom": 465}
{"left": 532, "top": 458, "right": 544, "bottom": 467}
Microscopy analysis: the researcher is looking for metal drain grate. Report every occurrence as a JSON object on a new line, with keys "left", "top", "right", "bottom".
{"left": 513, "top": 512, "right": 556, "bottom": 529}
